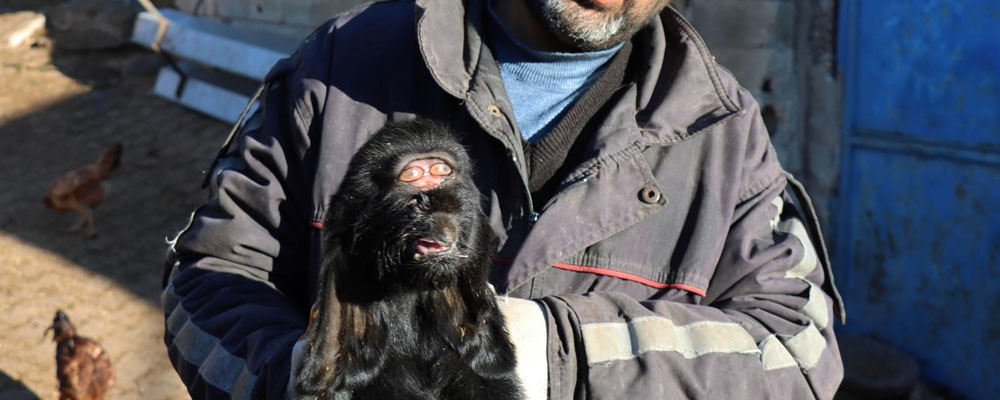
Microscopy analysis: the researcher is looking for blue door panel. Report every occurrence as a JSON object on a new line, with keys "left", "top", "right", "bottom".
{"left": 839, "top": 1, "right": 1000, "bottom": 398}
{"left": 854, "top": 0, "right": 1000, "bottom": 146}
{"left": 843, "top": 147, "right": 1000, "bottom": 397}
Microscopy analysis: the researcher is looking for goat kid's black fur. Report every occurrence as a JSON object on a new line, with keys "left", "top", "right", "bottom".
{"left": 293, "top": 119, "right": 524, "bottom": 400}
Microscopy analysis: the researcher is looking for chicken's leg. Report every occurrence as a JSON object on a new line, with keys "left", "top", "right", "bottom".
{"left": 66, "top": 216, "right": 86, "bottom": 233}
{"left": 66, "top": 206, "right": 97, "bottom": 238}
{"left": 80, "top": 208, "right": 97, "bottom": 238}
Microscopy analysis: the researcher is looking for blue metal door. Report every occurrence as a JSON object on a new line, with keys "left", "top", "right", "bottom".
{"left": 837, "top": 1, "right": 1000, "bottom": 398}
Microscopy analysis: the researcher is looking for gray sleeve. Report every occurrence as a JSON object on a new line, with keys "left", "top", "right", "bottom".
{"left": 162, "top": 25, "right": 333, "bottom": 399}
{"left": 540, "top": 97, "right": 844, "bottom": 399}
{"left": 542, "top": 181, "right": 843, "bottom": 400}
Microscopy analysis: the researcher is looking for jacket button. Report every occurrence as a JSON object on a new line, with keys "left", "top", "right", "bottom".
{"left": 639, "top": 186, "right": 661, "bottom": 204}
{"left": 488, "top": 104, "right": 502, "bottom": 117}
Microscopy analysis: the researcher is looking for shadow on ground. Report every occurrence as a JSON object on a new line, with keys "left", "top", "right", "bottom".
{"left": 1, "top": 3, "right": 231, "bottom": 398}
{"left": 0, "top": 370, "right": 40, "bottom": 400}
{"left": 0, "top": 0, "right": 228, "bottom": 304}
{"left": 0, "top": 77, "right": 227, "bottom": 304}
{"left": 1, "top": 6, "right": 224, "bottom": 397}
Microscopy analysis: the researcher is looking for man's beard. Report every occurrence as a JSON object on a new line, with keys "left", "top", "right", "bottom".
{"left": 530, "top": 0, "right": 667, "bottom": 51}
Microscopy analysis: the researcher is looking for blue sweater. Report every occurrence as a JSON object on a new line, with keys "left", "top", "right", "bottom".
{"left": 488, "top": 6, "right": 623, "bottom": 142}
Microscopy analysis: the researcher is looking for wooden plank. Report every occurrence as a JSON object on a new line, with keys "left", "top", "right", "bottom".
{"left": 131, "top": 9, "right": 298, "bottom": 81}
{"left": 152, "top": 62, "right": 259, "bottom": 124}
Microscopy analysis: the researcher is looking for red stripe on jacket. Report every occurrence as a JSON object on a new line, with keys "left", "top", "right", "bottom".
{"left": 550, "top": 262, "right": 707, "bottom": 297}
{"left": 492, "top": 257, "right": 707, "bottom": 297}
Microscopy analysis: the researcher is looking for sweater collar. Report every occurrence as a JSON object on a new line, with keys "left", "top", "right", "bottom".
{"left": 414, "top": 0, "right": 742, "bottom": 144}
{"left": 485, "top": 0, "right": 623, "bottom": 86}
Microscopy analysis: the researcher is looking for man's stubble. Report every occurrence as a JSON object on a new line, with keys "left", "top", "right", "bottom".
{"left": 529, "top": 0, "right": 671, "bottom": 51}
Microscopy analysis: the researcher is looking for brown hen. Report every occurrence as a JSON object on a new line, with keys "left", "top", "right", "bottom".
{"left": 46, "top": 310, "right": 115, "bottom": 400}
{"left": 43, "top": 144, "right": 123, "bottom": 237}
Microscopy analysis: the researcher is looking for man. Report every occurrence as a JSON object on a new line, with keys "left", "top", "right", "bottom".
{"left": 163, "top": 0, "right": 846, "bottom": 398}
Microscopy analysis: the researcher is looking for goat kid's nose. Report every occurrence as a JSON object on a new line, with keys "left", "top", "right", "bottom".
{"left": 433, "top": 213, "right": 459, "bottom": 244}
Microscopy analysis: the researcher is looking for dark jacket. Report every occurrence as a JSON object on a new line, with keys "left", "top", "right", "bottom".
{"left": 162, "top": 0, "right": 846, "bottom": 398}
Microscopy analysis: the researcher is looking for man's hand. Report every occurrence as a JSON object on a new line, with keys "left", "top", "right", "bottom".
{"left": 287, "top": 302, "right": 337, "bottom": 399}
{"left": 497, "top": 295, "right": 549, "bottom": 400}
{"left": 287, "top": 337, "right": 308, "bottom": 399}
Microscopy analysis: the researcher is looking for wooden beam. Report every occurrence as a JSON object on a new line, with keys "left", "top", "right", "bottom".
{"left": 152, "top": 62, "right": 259, "bottom": 124}
{"left": 132, "top": 9, "right": 297, "bottom": 81}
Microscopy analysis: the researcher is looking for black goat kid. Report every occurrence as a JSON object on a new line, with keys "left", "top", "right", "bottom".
{"left": 293, "top": 119, "right": 524, "bottom": 400}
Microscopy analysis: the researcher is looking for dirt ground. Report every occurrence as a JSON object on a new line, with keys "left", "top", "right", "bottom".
{"left": 0, "top": 3, "right": 227, "bottom": 399}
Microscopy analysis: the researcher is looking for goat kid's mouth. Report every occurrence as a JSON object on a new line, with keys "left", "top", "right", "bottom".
{"left": 411, "top": 237, "right": 455, "bottom": 261}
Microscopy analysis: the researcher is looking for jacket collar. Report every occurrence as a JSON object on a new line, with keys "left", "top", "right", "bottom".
{"left": 631, "top": 7, "right": 742, "bottom": 144}
{"left": 414, "top": 0, "right": 480, "bottom": 98}
{"left": 415, "top": 0, "right": 742, "bottom": 144}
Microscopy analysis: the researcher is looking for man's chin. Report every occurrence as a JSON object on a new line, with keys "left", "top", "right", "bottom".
{"left": 532, "top": 0, "right": 628, "bottom": 51}
{"left": 530, "top": 0, "right": 668, "bottom": 51}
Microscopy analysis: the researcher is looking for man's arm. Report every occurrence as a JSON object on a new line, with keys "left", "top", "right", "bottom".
{"left": 162, "top": 26, "right": 332, "bottom": 399}
{"left": 534, "top": 96, "right": 844, "bottom": 399}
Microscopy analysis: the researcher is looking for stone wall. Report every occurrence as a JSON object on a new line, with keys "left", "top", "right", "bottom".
{"left": 681, "top": 0, "right": 842, "bottom": 235}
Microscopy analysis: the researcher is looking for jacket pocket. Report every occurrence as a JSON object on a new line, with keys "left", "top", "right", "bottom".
{"left": 557, "top": 241, "right": 712, "bottom": 298}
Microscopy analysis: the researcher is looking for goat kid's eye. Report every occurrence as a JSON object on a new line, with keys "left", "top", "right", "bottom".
{"left": 430, "top": 163, "right": 452, "bottom": 176}
{"left": 399, "top": 167, "right": 424, "bottom": 182}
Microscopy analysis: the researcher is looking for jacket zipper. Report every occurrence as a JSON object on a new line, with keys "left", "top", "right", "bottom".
{"left": 508, "top": 150, "right": 537, "bottom": 223}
